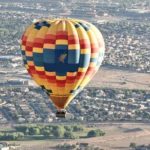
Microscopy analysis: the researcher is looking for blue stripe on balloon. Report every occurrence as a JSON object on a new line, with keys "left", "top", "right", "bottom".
{"left": 33, "top": 53, "right": 43, "bottom": 67}
{"left": 55, "top": 45, "right": 68, "bottom": 50}
{"left": 68, "top": 50, "right": 80, "bottom": 64}
{"left": 43, "top": 49, "right": 55, "bottom": 64}
{"left": 90, "top": 58, "right": 97, "bottom": 62}
{"left": 79, "top": 54, "right": 90, "bottom": 68}
{"left": 26, "top": 56, "right": 33, "bottom": 61}
{"left": 67, "top": 64, "right": 79, "bottom": 72}
{"left": 78, "top": 22, "right": 89, "bottom": 31}
{"left": 75, "top": 24, "right": 80, "bottom": 28}
{"left": 44, "top": 63, "right": 56, "bottom": 72}
{"left": 56, "top": 63, "right": 67, "bottom": 76}
{"left": 23, "top": 60, "right": 27, "bottom": 65}
{"left": 21, "top": 50, "right": 25, "bottom": 55}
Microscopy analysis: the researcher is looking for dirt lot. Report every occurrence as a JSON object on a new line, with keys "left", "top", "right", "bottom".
{"left": 88, "top": 67, "right": 150, "bottom": 91}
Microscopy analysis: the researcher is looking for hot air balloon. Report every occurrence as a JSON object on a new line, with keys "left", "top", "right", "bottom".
{"left": 21, "top": 18, "right": 105, "bottom": 117}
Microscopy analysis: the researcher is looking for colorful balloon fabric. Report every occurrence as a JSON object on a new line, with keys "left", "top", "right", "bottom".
{"left": 21, "top": 18, "right": 105, "bottom": 110}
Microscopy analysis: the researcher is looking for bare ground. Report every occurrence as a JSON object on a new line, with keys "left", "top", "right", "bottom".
{"left": 8, "top": 123, "right": 150, "bottom": 150}
{"left": 88, "top": 67, "right": 150, "bottom": 91}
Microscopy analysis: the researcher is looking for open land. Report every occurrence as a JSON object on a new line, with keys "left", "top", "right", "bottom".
{"left": 4, "top": 123, "right": 150, "bottom": 150}
{"left": 89, "top": 67, "right": 150, "bottom": 91}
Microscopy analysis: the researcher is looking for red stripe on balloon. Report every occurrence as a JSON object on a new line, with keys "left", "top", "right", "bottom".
{"left": 56, "top": 31, "right": 68, "bottom": 39}
{"left": 26, "top": 41, "right": 33, "bottom": 47}
{"left": 33, "top": 42, "right": 43, "bottom": 48}
{"left": 56, "top": 80, "right": 66, "bottom": 84}
{"left": 46, "top": 75, "right": 56, "bottom": 80}
{"left": 80, "top": 39, "right": 90, "bottom": 49}
{"left": 91, "top": 44, "right": 99, "bottom": 53}
{"left": 68, "top": 39, "right": 79, "bottom": 44}
{"left": 44, "top": 34, "right": 56, "bottom": 43}
{"left": 26, "top": 46, "right": 33, "bottom": 51}
{"left": 76, "top": 72, "right": 85, "bottom": 79}
{"left": 47, "top": 79, "right": 56, "bottom": 83}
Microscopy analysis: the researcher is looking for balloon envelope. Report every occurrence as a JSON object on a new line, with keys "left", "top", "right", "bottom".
{"left": 21, "top": 18, "right": 105, "bottom": 110}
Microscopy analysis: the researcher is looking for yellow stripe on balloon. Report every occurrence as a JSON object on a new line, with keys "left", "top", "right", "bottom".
{"left": 45, "top": 71, "right": 56, "bottom": 76}
{"left": 21, "top": 45, "right": 25, "bottom": 50}
{"left": 73, "top": 79, "right": 82, "bottom": 90}
{"left": 27, "top": 61, "right": 34, "bottom": 66}
{"left": 68, "top": 44, "right": 80, "bottom": 50}
{"left": 81, "top": 48, "right": 91, "bottom": 54}
{"left": 67, "top": 72, "right": 77, "bottom": 76}
{"left": 76, "top": 27, "right": 87, "bottom": 39}
{"left": 36, "top": 26, "right": 49, "bottom": 38}
{"left": 66, "top": 20, "right": 78, "bottom": 36}
{"left": 57, "top": 20, "right": 66, "bottom": 31}
{"left": 25, "top": 51, "right": 33, "bottom": 57}
{"left": 65, "top": 84, "right": 72, "bottom": 94}
{"left": 80, "top": 76, "right": 91, "bottom": 87}
{"left": 27, "top": 28, "right": 38, "bottom": 42}
{"left": 32, "top": 74, "right": 44, "bottom": 86}
{"left": 46, "top": 22, "right": 58, "bottom": 34}
{"left": 56, "top": 76, "right": 66, "bottom": 80}
{"left": 89, "top": 62, "right": 96, "bottom": 67}
{"left": 35, "top": 66, "right": 44, "bottom": 71}
{"left": 78, "top": 67, "right": 87, "bottom": 72}
{"left": 43, "top": 44, "right": 55, "bottom": 49}
{"left": 87, "top": 30, "right": 98, "bottom": 44}
{"left": 56, "top": 40, "right": 68, "bottom": 45}
{"left": 51, "top": 84, "right": 59, "bottom": 94}
{"left": 24, "top": 24, "right": 35, "bottom": 36}
{"left": 57, "top": 87, "right": 66, "bottom": 95}
{"left": 91, "top": 53, "right": 97, "bottom": 58}
{"left": 45, "top": 82, "right": 56, "bottom": 89}
{"left": 64, "top": 94, "right": 75, "bottom": 108}
{"left": 33, "top": 47, "right": 43, "bottom": 53}
{"left": 25, "top": 64, "right": 29, "bottom": 69}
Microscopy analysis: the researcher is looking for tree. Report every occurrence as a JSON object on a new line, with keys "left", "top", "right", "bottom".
{"left": 17, "top": 132, "right": 24, "bottom": 139}
{"left": 29, "top": 127, "right": 41, "bottom": 135}
{"left": 130, "top": 142, "right": 136, "bottom": 148}
{"left": 15, "top": 126, "right": 27, "bottom": 133}
{"left": 64, "top": 125, "right": 73, "bottom": 132}
{"left": 64, "top": 131, "right": 77, "bottom": 139}
{"left": 42, "top": 129, "right": 51, "bottom": 137}
{"left": 87, "top": 130, "right": 97, "bottom": 137}
{"left": 87, "top": 129, "right": 105, "bottom": 137}
{"left": 52, "top": 126, "right": 64, "bottom": 138}
{"left": 0, "top": 132, "right": 4, "bottom": 140}
{"left": 0, "top": 132, "right": 24, "bottom": 141}
{"left": 72, "top": 125, "right": 84, "bottom": 132}
{"left": 25, "top": 128, "right": 30, "bottom": 135}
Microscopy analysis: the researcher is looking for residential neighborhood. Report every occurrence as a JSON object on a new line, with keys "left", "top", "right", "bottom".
{"left": 0, "top": 86, "right": 150, "bottom": 124}
{"left": 0, "top": 0, "right": 150, "bottom": 149}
